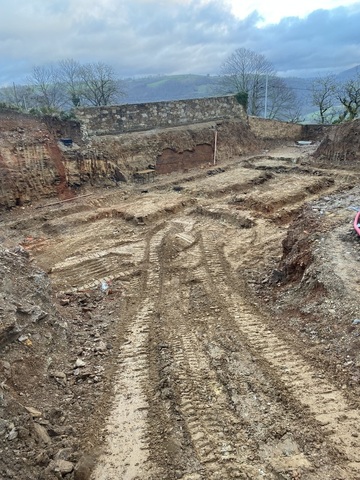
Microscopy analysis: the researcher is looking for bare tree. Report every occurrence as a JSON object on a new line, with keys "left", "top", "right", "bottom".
{"left": 311, "top": 75, "right": 337, "bottom": 124}
{"left": 0, "top": 83, "right": 35, "bottom": 110}
{"left": 265, "top": 76, "right": 302, "bottom": 122}
{"left": 219, "top": 48, "right": 276, "bottom": 116}
{"left": 58, "top": 58, "right": 82, "bottom": 107}
{"left": 337, "top": 72, "right": 360, "bottom": 122}
{"left": 77, "top": 62, "right": 124, "bottom": 106}
{"left": 26, "top": 59, "right": 126, "bottom": 111}
{"left": 28, "top": 64, "right": 66, "bottom": 110}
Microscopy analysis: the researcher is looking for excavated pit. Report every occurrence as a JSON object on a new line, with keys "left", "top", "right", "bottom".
{"left": 1, "top": 116, "right": 360, "bottom": 479}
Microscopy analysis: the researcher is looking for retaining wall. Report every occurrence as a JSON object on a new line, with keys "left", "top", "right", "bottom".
{"left": 76, "top": 96, "right": 247, "bottom": 137}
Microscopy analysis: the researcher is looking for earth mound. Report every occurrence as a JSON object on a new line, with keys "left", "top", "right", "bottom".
{"left": 313, "top": 118, "right": 360, "bottom": 168}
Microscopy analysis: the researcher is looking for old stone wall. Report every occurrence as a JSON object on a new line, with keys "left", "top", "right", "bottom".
{"left": 75, "top": 96, "right": 247, "bottom": 137}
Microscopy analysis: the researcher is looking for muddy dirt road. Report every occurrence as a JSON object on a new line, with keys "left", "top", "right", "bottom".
{"left": 1, "top": 144, "right": 360, "bottom": 479}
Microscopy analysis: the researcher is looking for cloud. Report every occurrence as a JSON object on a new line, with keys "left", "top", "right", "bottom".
{"left": 0, "top": 0, "right": 359, "bottom": 85}
{"left": 260, "top": 5, "right": 360, "bottom": 75}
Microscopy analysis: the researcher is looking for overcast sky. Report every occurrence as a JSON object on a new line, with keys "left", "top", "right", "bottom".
{"left": 0, "top": 0, "right": 360, "bottom": 85}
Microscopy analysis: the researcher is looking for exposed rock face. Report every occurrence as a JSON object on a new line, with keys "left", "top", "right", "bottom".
{"left": 0, "top": 110, "right": 73, "bottom": 208}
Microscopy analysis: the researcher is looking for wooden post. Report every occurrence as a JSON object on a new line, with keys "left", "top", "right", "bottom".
{"left": 213, "top": 129, "right": 218, "bottom": 166}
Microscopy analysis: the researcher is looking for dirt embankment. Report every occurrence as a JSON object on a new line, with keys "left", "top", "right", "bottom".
{"left": 0, "top": 110, "right": 73, "bottom": 209}
{"left": 1, "top": 107, "right": 336, "bottom": 211}
{"left": 312, "top": 118, "right": 360, "bottom": 168}
{"left": 0, "top": 109, "right": 262, "bottom": 208}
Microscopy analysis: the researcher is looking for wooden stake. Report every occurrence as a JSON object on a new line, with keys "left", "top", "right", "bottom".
{"left": 213, "top": 129, "right": 218, "bottom": 166}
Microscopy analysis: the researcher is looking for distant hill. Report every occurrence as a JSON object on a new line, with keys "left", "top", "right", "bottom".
{"left": 121, "top": 73, "right": 315, "bottom": 117}
{"left": 337, "top": 65, "right": 360, "bottom": 81}
{"left": 120, "top": 66, "right": 360, "bottom": 121}
{"left": 121, "top": 74, "right": 222, "bottom": 104}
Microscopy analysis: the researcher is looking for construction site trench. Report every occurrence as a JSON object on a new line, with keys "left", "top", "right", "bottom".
{"left": 1, "top": 120, "right": 360, "bottom": 480}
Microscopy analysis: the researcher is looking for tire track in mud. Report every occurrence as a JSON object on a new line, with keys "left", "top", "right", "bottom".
{"left": 188, "top": 268, "right": 342, "bottom": 476}
{"left": 170, "top": 325, "right": 269, "bottom": 479}
{"left": 179, "top": 233, "right": 321, "bottom": 478}
{"left": 150, "top": 220, "right": 327, "bottom": 478}
{"left": 51, "top": 240, "right": 145, "bottom": 292}
{"left": 152, "top": 224, "right": 275, "bottom": 479}
{"left": 90, "top": 303, "right": 153, "bottom": 480}
{"left": 90, "top": 226, "right": 168, "bottom": 480}
{"left": 199, "top": 225, "right": 360, "bottom": 478}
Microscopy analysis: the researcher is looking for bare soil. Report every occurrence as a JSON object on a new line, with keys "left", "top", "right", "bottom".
{"left": 1, "top": 139, "right": 360, "bottom": 480}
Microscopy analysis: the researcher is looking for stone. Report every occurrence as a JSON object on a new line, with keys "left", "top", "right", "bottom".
{"left": 0, "top": 419, "right": 8, "bottom": 435}
{"left": 75, "top": 358, "right": 86, "bottom": 368}
{"left": 74, "top": 455, "right": 96, "bottom": 480}
{"left": 25, "top": 406, "right": 42, "bottom": 418}
{"left": 0, "top": 391, "right": 7, "bottom": 407}
{"left": 2, "top": 360, "right": 11, "bottom": 371}
{"left": 49, "top": 459, "right": 74, "bottom": 475}
{"left": 53, "top": 371, "right": 67, "bottom": 386}
{"left": 74, "top": 367, "right": 92, "bottom": 379}
{"left": 16, "top": 426, "right": 30, "bottom": 440}
{"left": 7, "top": 427, "right": 18, "bottom": 441}
{"left": 54, "top": 448, "right": 73, "bottom": 461}
{"left": 95, "top": 341, "right": 107, "bottom": 352}
{"left": 35, "top": 451, "right": 49, "bottom": 466}
{"left": 18, "top": 334, "right": 30, "bottom": 343}
{"left": 33, "top": 423, "right": 52, "bottom": 445}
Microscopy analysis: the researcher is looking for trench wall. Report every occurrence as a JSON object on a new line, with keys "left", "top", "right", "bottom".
{"left": 0, "top": 98, "right": 335, "bottom": 209}
{"left": 249, "top": 117, "right": 333, "bottom": 142}
{"left": 64, "top": 119, "right": 262, "bottom": 186}
{"left": 0, "top": 109, "right": 73, "bottom": 208}
{"left": 76, "top": 96, "right": 247, "bottom": 137}
{"left": 249, "top": 117, "right": 302, "bottom": 140}
{"left": 313, "top": 118, "right": 360, "bottom": 167}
